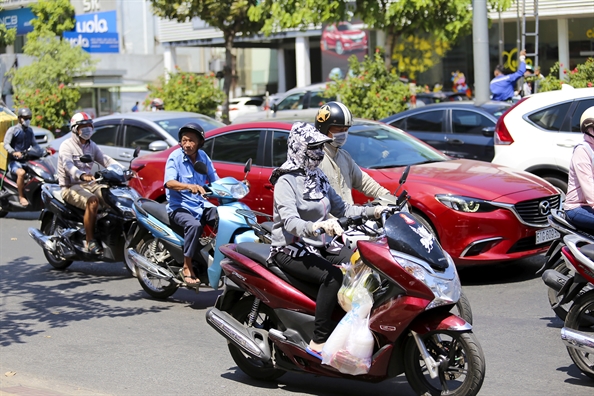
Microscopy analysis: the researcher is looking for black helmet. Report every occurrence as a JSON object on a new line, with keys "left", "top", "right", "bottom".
{"left": 314, "top": 101, "right": 353, "bottom": 135}
{"left": 17, "top": 108, "right": 32, "bottom": 119}
{"left": 178, "top": 122, "right": 205, "bottom": 142}
{"left": 580, "top": 106, "right": 594, "bottom": 135}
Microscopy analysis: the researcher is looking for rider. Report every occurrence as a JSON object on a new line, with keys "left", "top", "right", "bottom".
{"left": 3, "top": 108, "right": 40, "bottom": 206}
{"left": 57, "top": 112, "right": 122, "bottom": 254}
{"left": 150, "top": 98, "right": 164, "bottom": 111}
{"left": 268, "top": 121, "right": 388, "bottom": 359}
{"left": 564, "top": 106, "right": 594, "bottom": 234}
{"left": 164, "top": 122, "right": 219, "bottom": 288}
{"left": 315, "top": 101, "right": 391, "bottom": 204}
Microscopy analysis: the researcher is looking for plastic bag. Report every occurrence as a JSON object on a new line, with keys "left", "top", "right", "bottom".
{"left": 321, "top": 275, "right": 375, "bottom": 375}
{"left": 337, "top": 259, "right": 380, "bottom": 312}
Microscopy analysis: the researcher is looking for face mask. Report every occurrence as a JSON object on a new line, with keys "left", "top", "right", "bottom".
{"left": 331, "top": 132, "right": 348, "bottom": 147}
{"left": 79, "top": 127, "right": 94, "bottom": 140}
{"left": 21, "top": 119, "right": 31, "bottom": 128}
{"left": 305, "top": 147, "right": 324, "bottom": 170}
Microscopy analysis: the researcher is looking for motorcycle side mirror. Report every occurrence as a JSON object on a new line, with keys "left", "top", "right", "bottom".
{"left": 397, "top": 190, "right": 409, "bottom": 210}
{"left": 193, "top": 161, "right": 208, "bottom": 175}
{"left": 80, "top": 154, "right": 93, "bottom": 163}
{"left": 133, "top": 146, "right": 141, "bottom": 158}
{"left": 394, "top": 165, "right": 411, "bottom": 197}
{"left": 244, "top": 158, "right": 252, "bottom": 174}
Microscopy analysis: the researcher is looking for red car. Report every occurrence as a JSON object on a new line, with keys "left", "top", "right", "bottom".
{"left": 129, "top": 119, "right": 560, "bottom": 267}
{"left": 321, "top": 22, "right": 368, "bottom": 55}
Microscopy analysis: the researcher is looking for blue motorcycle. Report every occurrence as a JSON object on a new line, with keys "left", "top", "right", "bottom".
{"left": 126, "top": 160, "right": 260, "bottom": 299}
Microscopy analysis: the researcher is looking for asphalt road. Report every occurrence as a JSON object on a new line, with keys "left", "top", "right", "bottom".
{"left": 1, "top": 212, "right": 593, "bottom": 395}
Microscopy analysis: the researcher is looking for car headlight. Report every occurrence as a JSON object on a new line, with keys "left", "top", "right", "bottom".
{"left": 435, "top": 194, "right": 498, "bottom": 213}
{"left": 394, "top": 251, "right": 461, "bottom": 310}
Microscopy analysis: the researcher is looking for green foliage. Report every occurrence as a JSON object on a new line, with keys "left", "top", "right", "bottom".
{"left": 9, "top": 33, "right": 96, "bottom": 132}
{"left": 537, "top": 58, "right": 594, "bottom": 92}
{"left": 28, "top": 0, "right": 75, "bottom": 40}
{"left": 146, "top": 68, "right": 225, "bottom": 117}
{"left": 324, "top": 50, "right": 412, "bottom": 120}
{"left": 0, "top": 3, "right": 16, "bottom": 46}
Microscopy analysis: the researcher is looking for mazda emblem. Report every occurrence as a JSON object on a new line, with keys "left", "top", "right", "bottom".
{"left": 539, "top": 200, "right": 551, "bottom": 216}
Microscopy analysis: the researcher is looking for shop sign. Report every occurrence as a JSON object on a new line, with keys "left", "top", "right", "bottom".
{"left": 64, "top": 10, "right": 119, "bottom": 53}
{"left": 0, "top": 7, "right": 35, "bottom": 35}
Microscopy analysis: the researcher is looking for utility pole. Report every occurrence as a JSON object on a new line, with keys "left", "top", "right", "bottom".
{"left": 473, "top": 0, "right": 490, "bottom": 105}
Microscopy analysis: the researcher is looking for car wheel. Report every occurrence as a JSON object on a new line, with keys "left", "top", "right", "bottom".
{"left": 411, "top": 211, "right": 439, "bottom": 241}
{"left": 541, "top": 174, "right": 568, "bottom": 194}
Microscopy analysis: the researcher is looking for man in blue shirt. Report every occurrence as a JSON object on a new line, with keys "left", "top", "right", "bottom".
{"left": 490, "top": 49, "right": 527, "bottom": 102}
{"left": 164, "top": 122, "right": 219, "bottom": 287}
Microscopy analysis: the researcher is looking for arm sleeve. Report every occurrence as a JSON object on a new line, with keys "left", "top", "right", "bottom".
{"left": 573, "top": 147, "right": 594, "bottom": 206}
{"left": 360, "top": 170, "right": 391, "bottom": 198}
{"left": 274, "top": 177, "right": 317, "bottom": 238}
{"left": 59, "top": 142, "right": 84, "bottom": 181}
{"left": 163, "top": 155, "right": 179, "bottom": 188}
{"left": 3, "top": 127, "right": 15, "bottom": 153}
{"left": 92, "top": 144, "right": 119, "bottom": 168}
{"left": 509, "top": 60, "right": 527, "bottom": 83}
{"left": 328, "top": 185, "right": 366, "bottom": 218}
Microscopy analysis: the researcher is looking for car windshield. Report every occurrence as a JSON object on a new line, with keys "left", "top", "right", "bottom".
{"left": 156, "top": 117, "right": 224, "bottom": 138}
{"left": 337, "top": 23, "right": 354, "bottom": 31}
{"left": 343, "top": 122, "right": 449, "bottom": 169}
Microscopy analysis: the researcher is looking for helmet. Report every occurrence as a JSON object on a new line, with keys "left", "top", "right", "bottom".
{"left": 178, "top": 122, "right": 205, "bottom": 142}
{"left": 18, "top": 108, "right": 32, "bottom": 119}
{"left": 314, "top": 101, "right": 353, "bottom": 135}
{"left": 150, "top": 98, "right": 164, "bottom": 110}
{"left": 70, "top": 112, "right": 93, "bottom": 133}
{"left": 580, "top": 106, "right": 594, "bottom": 135}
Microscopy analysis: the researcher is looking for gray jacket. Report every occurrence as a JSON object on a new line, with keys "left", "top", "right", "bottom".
{"left": 319, "top": 144, "right": 390, "bottom": 204}
{"left": 271, "top": 171, "right": 375, "bottom": 248}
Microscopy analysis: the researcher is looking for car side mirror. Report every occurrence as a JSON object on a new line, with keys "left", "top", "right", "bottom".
{"left": 80, "top": 154, "right": 93, "bottom": 163}
{"left": 193, "top": 161, "right": 208, "bottom": 175}
{"left": 482, "top": 126, "right": 495, "bottom": 137}
{"left": 148, "top": 140, "right": 168, "bottom": 152}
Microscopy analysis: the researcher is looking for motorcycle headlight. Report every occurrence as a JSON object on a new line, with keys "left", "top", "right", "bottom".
{"left": 394, "top": 251, "right": 461, "bottom": 310}
{"left": 228, "top": 182, "right": 249, "bottom": 199}
{"left": 211, "top": 188, "right": 231, "bottom": 197}
{"left": 435, "top": 194, "right": 498, "bottom": 213}
{"left": 110, "top": 188, "right": 139, "bottom": 218}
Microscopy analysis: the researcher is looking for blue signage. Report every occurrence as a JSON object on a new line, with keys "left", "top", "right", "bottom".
{"left": 65, "top": 10, "right": 119, "bottom": 53}
{"left": 0, "top": 8, "right": 35, "bottom": 35}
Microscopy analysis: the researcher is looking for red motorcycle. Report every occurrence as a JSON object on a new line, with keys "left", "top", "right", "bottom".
{"left": 206, "top": 193, "right": 485, "bottom": 395}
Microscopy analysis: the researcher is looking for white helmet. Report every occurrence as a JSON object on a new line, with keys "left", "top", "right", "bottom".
{"left": 581, "top": 106, "right": 594, "bottom": 135}
{"left": 70, "top": 112, "right": 93, "bottom": 133}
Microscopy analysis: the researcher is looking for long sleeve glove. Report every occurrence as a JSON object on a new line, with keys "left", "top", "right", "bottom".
{"left": 312, "top": 218, "right": 344, "bottom": 237}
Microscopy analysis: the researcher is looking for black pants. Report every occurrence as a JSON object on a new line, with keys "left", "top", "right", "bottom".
{"left": 169, "top": 207, "right": 218, "bottom": 259}
{"left": 273, "top": 245, "right": 351, "bottom": 343}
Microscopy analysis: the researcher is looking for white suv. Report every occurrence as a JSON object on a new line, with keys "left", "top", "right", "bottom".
{"left": 492, "top": 86, "right": 594, "bottom": 191}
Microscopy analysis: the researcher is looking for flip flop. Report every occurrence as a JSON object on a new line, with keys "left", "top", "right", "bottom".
{"left": 179, "top": 270, "right": 200, "bottom": 289}
{"left": 306, "top": 346, "right": 322, "bottom": 360}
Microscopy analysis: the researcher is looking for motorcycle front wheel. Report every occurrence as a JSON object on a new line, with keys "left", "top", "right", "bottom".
{"left": 564, "top": 290, "right": 594, "bottom": 379}
{"left": 41, "top": 217, "right": 73, "bottom": 270}
{"left": 404, "top": 331, "right": 485, "bottom": 396}
{"left": 228, "top": 297, "right": 286, "bottom": 381}
{"left": 136, "top": 235, "right": 178, "bottom": 299}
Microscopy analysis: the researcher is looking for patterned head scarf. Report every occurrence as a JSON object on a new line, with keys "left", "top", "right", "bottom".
{"left": 270, "top": 122, "right": 332, "bottom": 200}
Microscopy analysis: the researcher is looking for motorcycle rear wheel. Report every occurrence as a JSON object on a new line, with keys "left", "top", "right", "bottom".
{"left": 136, "top": 235, "right": 178, "bottom": 299}
{"left": 42, "top": 218, "right": 73, "bottom": 270}
{"left": 547, "top": 259, "right": 571, "bottom": 321}
{"left": 404, "top": 331, "right": 485, "bottom": 396}
{"left": 228, "top": 297, "right": 286, "bottom": 381}
{"left": 564, "top": 290, "right": 594, "bottom": 379}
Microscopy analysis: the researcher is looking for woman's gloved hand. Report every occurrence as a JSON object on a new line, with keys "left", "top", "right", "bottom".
{"left": 374, "top": 206, "right": 391, "bottom": 219}
{"left": 312, "top": 219, "right": 344, "bottom": 236}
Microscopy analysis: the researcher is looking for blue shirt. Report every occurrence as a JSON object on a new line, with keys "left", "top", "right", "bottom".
{"left": 164, "top": 147, "right": 220, "bottom": 218}
{"left": 490, "top": 61, "right": 526, "bottom": 101}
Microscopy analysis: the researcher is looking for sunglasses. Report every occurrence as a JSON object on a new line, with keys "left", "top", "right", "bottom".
{"left": 21, "top": 117, "right": 32, "bottom": 121}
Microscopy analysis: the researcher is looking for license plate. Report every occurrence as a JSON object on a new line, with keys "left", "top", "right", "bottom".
{"left": 536, "top": 228, "right": 561, "bottom": 245}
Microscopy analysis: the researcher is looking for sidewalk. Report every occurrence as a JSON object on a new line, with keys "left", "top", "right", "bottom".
{"left": 0, "top": 370, "right": 108, "bottom": 396}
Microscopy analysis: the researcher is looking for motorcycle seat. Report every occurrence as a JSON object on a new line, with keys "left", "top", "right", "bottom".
{"left": 261, "top": 221, "right": 273, "bottom": 234}
{"left": 140, "top": 200, "right": 185, "bottom": 236}
{"left": 235, "top": 242, "right": 319, "bottom": 300}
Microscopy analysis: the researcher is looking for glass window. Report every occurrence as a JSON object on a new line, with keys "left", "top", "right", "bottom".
{"left": 528, "top": 102, "right": 572, "bottom": 131}
{"left": 211, "top": 130, "right": 260, "bottom": 164}
{"left": 452, "top": 110, "right": 494, "bottom": 134}
{"left": 308, "top": 91, "right": 333, "bottom": 109}
{"left": 570, "top": 99, "right": 594, "bottom": 132}
{"left": 272, "top": 131, "right": 289, "bottom": 167}
{"left": 91, "top": 124, "right": 118, "bottom": 146}
{"left": 123, "top": 125, "right": 162, "bottom": 150}
{"left": 245, "top": 99, "right": 263, "bottom": 106}
{"left": 202, "top": 138, "right": 213, "bottom": 158}
{"left": 155, "top": 116, "right": 224, "bottom": 139}
{"left": 390, "top": 118, "right": 407, "bottom": 130}
{"left": 404, "top": 111, "right": 445, "bottom": 132}
{"left": 276, "top": 93, "right": 305, "bottom": 111}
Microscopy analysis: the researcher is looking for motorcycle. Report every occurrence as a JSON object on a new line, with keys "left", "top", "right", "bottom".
{"left": 27, "top": 148, "right": 141, "bottom": 272}
{"left": 206, "top": 168, "right": 485, "bottom": 396}
{"left": 0, "top": 146, "right": 56, "bottom": 217}
{"left": 126, "top": 159, "right": 259, "bottom": 299}
{"left": 539, "top": 209, "right": 594, "bottom": 320}
{"left": 557, "top": 234, "right": 594, "bottom": 380}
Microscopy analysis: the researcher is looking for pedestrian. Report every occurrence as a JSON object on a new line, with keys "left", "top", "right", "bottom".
{"left": 521, "top": 65, "right": 534, "bottom": 97}
{"left": 131, "top": 101, "right": 139, "bottom": 112}
{"left": 490, "top": 49, "right": 527, "bottom": 101}
{"left": 534, "top": 66, "right": 546, "bottom": 93}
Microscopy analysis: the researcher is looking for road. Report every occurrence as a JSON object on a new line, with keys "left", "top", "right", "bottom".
{"left": 1, "top": 212, "right": 593, "bottom": 396}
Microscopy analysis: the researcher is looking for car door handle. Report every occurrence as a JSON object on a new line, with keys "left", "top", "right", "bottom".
{"left": 557, "top": 141, "right": 578, "bottom": 148}
{"left": 446, "top": 138, "right": 464, "bottom": 145}
{"left": 120, "top": 152, "right": 132, "bottom": 158}
{"left": 264, "top": 183, "right": 274, "bottom": 191}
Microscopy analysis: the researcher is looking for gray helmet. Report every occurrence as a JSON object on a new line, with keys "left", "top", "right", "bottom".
{"left": 17, "top": 108, "right": 32, "bottom": 119}
{"left": 178, "top": 122, "right": 205, "bottom": 142}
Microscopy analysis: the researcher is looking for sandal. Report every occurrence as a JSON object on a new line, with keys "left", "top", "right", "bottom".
{"left": 306, "top": 346, "right": 323, "bottom": 360}
{"left": 179, "top": 268, "right": 200, "bottom": 289}
{"left": 87, "top": 240, "right": 102, "bottom": 255}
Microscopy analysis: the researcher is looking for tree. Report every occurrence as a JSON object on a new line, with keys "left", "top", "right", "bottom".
{"left": 0, "top": 2, "right": 16, "bottom": 47}
{"left": 324, "top": 50, "right": 411, "bottom": 120}
{"left": 9, "top": 0, "right": 95, "bottom": 132}
{"left": 146, "top": 67, "right": 225, "bottom": 116}
{"left": 536, "top": 58, "right": 594, "bottom": 92}
{"left": 149, "top": 1, "right": 266, "bottom": 124}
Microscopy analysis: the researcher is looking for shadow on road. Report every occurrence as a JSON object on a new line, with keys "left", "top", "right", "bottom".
{"left": 458, "top": 254, "right": 546, "bottom": 286}
{"left": 5, "top": 211, "right": 40, "bottom": 220}
{"left": 557, "top": 364, "right": 594, "bottom": 388}
{"left": 0, "top": 255, "right": 171, "bottom": 347}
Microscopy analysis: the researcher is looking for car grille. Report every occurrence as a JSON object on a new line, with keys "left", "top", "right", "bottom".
{"left": 513, "top": 195, "right": 561, "bottom": 226}
{"left": 507, "top": 236, "right": 552, "bottom": 253}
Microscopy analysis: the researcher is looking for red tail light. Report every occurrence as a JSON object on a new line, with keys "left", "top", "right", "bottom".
{"left": 494, "top": 97, "right": 529, "bottom": 145}
{"left": 229, "top": 107, "right": 239, "bottom": 111}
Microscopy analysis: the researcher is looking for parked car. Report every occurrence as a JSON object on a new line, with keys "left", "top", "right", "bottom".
{"left": 492, "top": 86, "right": 594, "bottom": 192}
{"left": 129, "top": 119, "right": 560, "bottom": 267}
{"left": 232, "top": 83, "right": 332, "bottom": 124}
{"left": 215, "top": 96, "right": 264, "bottom": 123}
{"left": 416, "top": 91, "right": 471, "bottom": 106}
{"left": 31, "top": 126, "right": 55, "bottom": 148}
{"left": 321, "top": 22, "right": 368, "bottom": 55}
{"left": 381, "top": 101, "right": 511, "bottom": 162}
{"left": 47, "top": 111, "right": 224, "bottom": 168}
